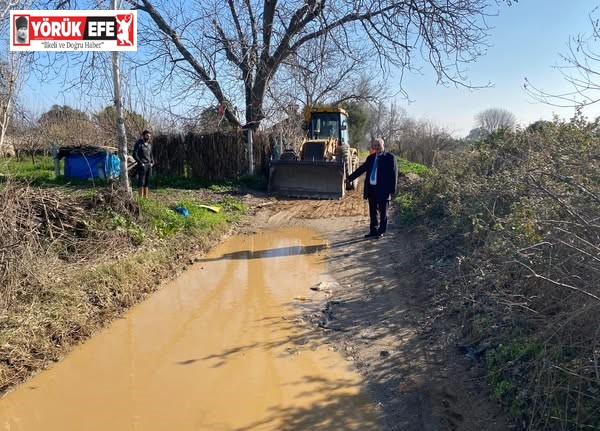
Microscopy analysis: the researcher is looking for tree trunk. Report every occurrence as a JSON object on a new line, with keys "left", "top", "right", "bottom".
{"left": 111, "top": 0, "right": 131, "bottom": 195}
{"left": 0, "top": 98, "right": 12, "bottom": 155}
{"left": 247, "top": 128, "right": 254, "bottom": 175}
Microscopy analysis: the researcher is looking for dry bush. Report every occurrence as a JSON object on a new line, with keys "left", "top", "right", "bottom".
{"left": 0, "top": 179, "right": 142, "bottom": 392}
{"left": 0, "top": 178, "right": 88, "bottom": 390}
{"left": 394, "top": 120, "right": 465, "bottom": 167}
{"left": 402, "top": 114, "right": 600, "bottom": 429}
{"left": 0, "top": 177, "right": 84, "bottom": 297}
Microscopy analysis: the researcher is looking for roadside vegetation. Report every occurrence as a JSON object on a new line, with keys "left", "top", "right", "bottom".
{"left": 397, "top": 157, "right": 431, "bottom": 177}
{"left": 396, "top": 112, "right": 600, "bottom": 430}
{"left": 0, "top": 161, "right": 250, "bottom": 394}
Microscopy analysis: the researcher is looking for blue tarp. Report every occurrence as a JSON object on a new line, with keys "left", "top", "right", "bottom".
{"left": 64, "top": 152, "right": 121, "bottom": 180}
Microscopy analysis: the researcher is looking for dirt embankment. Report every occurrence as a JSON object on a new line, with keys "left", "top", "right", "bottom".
{"left": 246, "top": 188, "right": 509, "bottom": 431}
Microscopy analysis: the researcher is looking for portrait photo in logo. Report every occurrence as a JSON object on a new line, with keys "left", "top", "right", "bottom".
{"left": 14, "top": 15, "right": 30, "bottom": 45}
{"left": 115, "top": 13, "right": 133, "bottom": 46}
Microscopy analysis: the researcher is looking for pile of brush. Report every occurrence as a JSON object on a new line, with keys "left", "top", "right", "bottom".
{"left": 0, "top": 178, "right": 87, "bottom": 291}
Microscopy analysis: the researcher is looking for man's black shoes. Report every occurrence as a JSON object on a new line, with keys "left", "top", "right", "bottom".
{"left": 364, "top": 232, "right": 384, "bottom": 238}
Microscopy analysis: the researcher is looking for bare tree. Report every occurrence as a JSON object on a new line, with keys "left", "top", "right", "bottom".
{"left": 1, "top": 0, "right": 19, "bottom": 17}
{"left": 269, "top": 38, "right": 385, "bottom": 110}
{"left": 359, "top": 101, "right": 460, "bottom": 165}
{"left": 21, "top": 1, "right": 138, "bottom": 191}
{"left": 0, "top": 0, "right": 29, "bottom": 155}
{"left": 183, "top": 105, "right": 238, "bottom": 134}
{"left": 125, "top": 0, "right": 507, "bottom": 129}
{"left": 525, "top": 6, "right": 600, "bottom": 108}
{"left": 474, "top": 107, "right": 516, "bottom": 134}
{"left": 365, "top": 102, "right": 409, "bottom": 145}
{"left": 0, "top": 55, "right": 24, "bottom": 154}
{"left": 265, "top": 70, "right": 386, "bottom": 152}
{"left": 9, "top": 108, "right": 57, "bottom": 161}
{"left": 94, "top": 105, "right": 147, "bottom": 145}
{"left": 34, "top": 0, "right": 513, "bottom": 175}
{"left": 38, "top": 104, "right": 96, "bottom": 145}
{"left": 370, "top": 108, "right": 458, "bottom": 166}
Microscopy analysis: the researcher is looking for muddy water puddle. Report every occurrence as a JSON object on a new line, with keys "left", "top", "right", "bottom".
{"left": 0, "top": 227, "right": 380, "bottom": 431}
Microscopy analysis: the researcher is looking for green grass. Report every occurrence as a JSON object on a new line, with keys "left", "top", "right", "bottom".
{"left": 153, "top": 175, "right": 213, "bottom": 190}
{"left": 153, "top": 174, "right": 267, "bottom": 192}
{"left": 486, "top": 335, "right": 543, "bottom": 420}
{"left": 138, "top": 197, "right": 245, "bottom": 238}
{"left": 397, "top": 157, "right": 430, "bottom": 176}
{"left": 0, "top": 156, "right": 113, "bottom": 188}
{"left": 1, "top": 157, "right": 268, "bottom": 192}
{"left": 0, "top": 156, "right": 56, "bottom": 182}
{"left": 107, "top": 211, "right": 147, "bottom": 245}
{"left": 393, "top": 158, "right": 430, "bottom": 224}
{"left": 394, "top": 193, "right": 423, "bottom": 224}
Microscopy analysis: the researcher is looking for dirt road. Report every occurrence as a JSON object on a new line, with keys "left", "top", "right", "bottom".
{"left": 247, "top": 186, "right": 509, "bottom": 431}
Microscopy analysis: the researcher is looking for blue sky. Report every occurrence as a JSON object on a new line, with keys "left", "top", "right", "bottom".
{"left": 396, "top": 0, "right": 600, "bottom": 136}
{"left": 18, "top": 1, "right": 600, "bottom": 137}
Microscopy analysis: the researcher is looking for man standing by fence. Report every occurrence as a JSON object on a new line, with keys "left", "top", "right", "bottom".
{"left": 133, "top": 130, "right": 154, "bottom": 198}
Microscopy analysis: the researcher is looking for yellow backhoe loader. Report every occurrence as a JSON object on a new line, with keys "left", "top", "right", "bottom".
{"left": 268, "top": 106, "right": 359, "bottom": 199}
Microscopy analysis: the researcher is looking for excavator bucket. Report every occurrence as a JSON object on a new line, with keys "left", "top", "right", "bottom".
{"left": 268, "top": 160, "right": 346, "bottom": 199}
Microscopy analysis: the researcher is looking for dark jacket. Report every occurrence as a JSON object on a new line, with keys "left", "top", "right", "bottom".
{"left": 347, "top": 151, "right": 398, "bottom": 201}
{"left": 133, "top": 138, "right": 154, "bottom": 166}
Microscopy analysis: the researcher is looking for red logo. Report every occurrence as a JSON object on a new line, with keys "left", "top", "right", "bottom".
{"left": 115, "top": 13, "right": 134, "bottom": 46}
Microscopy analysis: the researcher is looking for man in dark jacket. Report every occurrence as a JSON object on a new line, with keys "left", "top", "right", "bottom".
{"left": 132, "top": 130, "right": 154, "bottom": 198}
{"left": 347, "top": 138, "right": 398, "bottom": 238}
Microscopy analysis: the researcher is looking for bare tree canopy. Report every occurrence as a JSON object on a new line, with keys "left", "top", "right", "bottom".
{"left": 266, "top": 38, "right": 387, "bottom": 113}
{"left": 111, "top": 0, "right": 512, "bottom": 131}
{"left": 0, "top": 0, "right": 31, "bottom": 154}
{"left": 474, "top": 107, "right": 516, "bottom": 134}
{"left": 524, "top": 6, "right": 600, "bottom": 108}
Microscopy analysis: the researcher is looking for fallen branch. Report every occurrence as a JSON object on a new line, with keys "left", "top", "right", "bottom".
{"left": 511, "top": 260, "right": 600, "bottom": 303}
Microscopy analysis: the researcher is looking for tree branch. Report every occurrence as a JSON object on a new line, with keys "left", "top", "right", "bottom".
{"left": 213, "top": 20, "right": 244, "bottom": 69}
{"left": 243, "top": 0, "right": 258, "bottom": 54}
{"left": 512, "top": 260, "right": 600, "bottom": 303}
{"left": 288, "top": 6, "right": 397, "bottom": 55}
{"left": 139, "top": 0, "right": 241, "bottom": 127}
{"left": 261, "top": 0, "right": 277, "bottom": 59}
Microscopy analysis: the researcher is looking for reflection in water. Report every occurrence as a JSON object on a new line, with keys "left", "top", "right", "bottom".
{"left": 0, "top": 227, "right": 380, "bottom": 431}
{"left": 200, "top": 244, "right": 328, "bottom": 261}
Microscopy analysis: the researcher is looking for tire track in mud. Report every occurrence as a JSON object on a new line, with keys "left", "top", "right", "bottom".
{"left": 264, "top": 188, "right": 368, "bottom": 222}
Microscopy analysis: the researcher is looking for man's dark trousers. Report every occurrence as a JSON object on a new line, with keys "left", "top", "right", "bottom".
{"left": 367, "top": 186, "right": 389, "bottom": 234}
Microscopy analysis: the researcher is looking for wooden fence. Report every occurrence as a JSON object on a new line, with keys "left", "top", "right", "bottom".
{"left": 150, "top": 131, "right": 273, "bottom": 179}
